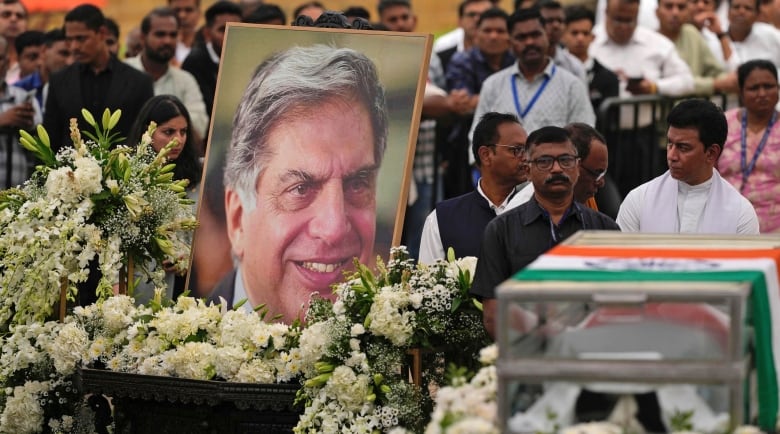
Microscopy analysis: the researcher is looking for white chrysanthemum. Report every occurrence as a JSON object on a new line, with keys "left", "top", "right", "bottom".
{"left": 214, "top": 345, "right": 248, "bottom": 380}
{"left": 350, "top": 323, "right": 365, "bottom": 336}
{"left": 165, "top": 342, "right": 217, "bottom": 380}
{"left": 366, "top": 287, "right": 415, "bottom": 346}
{"left": 234, "top": 359, "right": 276, "bottom": 383}
{"left": 479, "top": 344, "right": 498, "bottom": 365}
{"left": 47, "top": 322, "right": 89, "bottom": 375}
{"left": 137, "top": 355, "right": 169, "bottom": 376}
{"left": 219, "top": 309, "right": 256, "bottom": 345}
{"left": 73, "top": 156, "right": 102, "bottom": 196}
{"left": 298, "top": 321, "right": 333, "bottom": 372}
{"left": 99, "top": 295, "right": 137, "bottom": 333}
{"left": 0, "top": 381, "right": 49, "bottom": 434}
{"left": 323, "top": 366, "right": 372, "bottom": 413}
{"left": 45, "top": 167, "right": 80, "bottom": 203}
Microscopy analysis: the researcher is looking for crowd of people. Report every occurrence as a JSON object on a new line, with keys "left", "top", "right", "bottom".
{"left": 0, "top": 0, "right": 778, "bottom": 324}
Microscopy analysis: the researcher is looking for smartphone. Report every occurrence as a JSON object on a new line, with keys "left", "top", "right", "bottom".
{"left": 627, "top": 77, "right": 644, "bottom": 87}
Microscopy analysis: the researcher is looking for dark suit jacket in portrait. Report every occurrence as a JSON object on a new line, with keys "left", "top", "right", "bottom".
{"left": 44, "top": 56, "right": 154, "bottom": 152}
{"left": 207, "top": 268, "right": 237, "bottom": 309}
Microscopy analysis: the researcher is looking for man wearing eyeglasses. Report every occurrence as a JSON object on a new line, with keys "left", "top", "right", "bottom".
{"left": 471, "top": 126, "right": 619, "bottom": 338}
{"left": 510, "top": 122, "right": 611, "bottom": 209}
{"left": 418, "top": 112, "right": 528, "bottom": 264}
{"left": 616, "top": 98, "right": 759, "bottom": 234}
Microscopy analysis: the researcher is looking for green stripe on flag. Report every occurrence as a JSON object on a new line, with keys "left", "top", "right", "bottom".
{"left": 514, "top": 269, "right": 777, "bottom": 430}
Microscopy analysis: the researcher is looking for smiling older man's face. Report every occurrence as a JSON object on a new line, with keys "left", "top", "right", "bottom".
{"left": 225, "top": 97, "right": 378, "bottom": 322}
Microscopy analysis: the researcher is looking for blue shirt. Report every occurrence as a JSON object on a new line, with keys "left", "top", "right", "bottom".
{"left": 13, "top": 71, "right": 44, "bottom": 108}
{"left": 445, "top": 47, "right": 515, "bottom": 94}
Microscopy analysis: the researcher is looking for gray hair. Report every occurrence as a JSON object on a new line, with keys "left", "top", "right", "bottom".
{"left": 224, "top": 44, "right": 388, "bottom": 209}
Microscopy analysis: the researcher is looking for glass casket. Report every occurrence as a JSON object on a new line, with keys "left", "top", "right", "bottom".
{"left": 496, "top": 279, "right": 752, "bottom": 433}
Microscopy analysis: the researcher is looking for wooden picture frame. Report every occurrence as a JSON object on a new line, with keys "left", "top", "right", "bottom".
{"left": 188, "top": 23, "right": 432, "bottom": 322}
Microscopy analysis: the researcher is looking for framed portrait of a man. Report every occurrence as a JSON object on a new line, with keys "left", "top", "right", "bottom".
{"left": 189, "top": 23, "right": 432, "bottom": 323}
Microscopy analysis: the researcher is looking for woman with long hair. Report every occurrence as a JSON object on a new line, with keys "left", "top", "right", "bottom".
{"left": 127, "top": 95, "right": 203, "bottom": 301}
{"left": 719, "top": 59, "right": 780, "bottom": 233}
{"left": 127, "top": 94, "right": 202, "bottom": 190}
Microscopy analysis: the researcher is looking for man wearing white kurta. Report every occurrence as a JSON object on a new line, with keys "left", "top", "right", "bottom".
{"left": 617, "top": 99, "right": 759, "bottom": 234}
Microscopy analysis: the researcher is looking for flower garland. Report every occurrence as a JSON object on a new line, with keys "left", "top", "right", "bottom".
{"left": 294, "top": 247, "right": 490, "bottom": 433}
{"left": 0, "top": 109, "right": 197, "bottom": 327}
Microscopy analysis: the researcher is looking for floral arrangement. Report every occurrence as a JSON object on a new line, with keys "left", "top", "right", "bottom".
{"left": 0, "top": 109, "right": 197, "bottom": 327}
{"left": 0, "top": 294, "right": 301, "bottom": 433}
{"left": 294, "top": 247, "right": 490, "bottom": 433}
{"left": 424, "top": 344, "right": 498, "bottom": 434}
{"left": 91, "top": 295, "right": 302, "bottom": 383}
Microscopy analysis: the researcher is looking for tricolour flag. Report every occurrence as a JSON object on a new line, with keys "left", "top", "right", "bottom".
{"left": 512, "top": 244, "right": 780, "bottom": 431}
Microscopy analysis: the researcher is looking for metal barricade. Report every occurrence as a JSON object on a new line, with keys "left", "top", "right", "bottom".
{"left": 595, "top": 93, "right": 737, "bottom": 199}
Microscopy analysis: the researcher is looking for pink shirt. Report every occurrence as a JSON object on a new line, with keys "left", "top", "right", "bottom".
{"left": 720, "top": 108, "right": 780, "bottom": 233}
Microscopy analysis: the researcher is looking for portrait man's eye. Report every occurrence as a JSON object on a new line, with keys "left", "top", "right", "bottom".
{"left": 277, "top": 180, "right": 318, "bottom": 211}
{"left": 344, "top": 171, "right": 377, "bottom": 207}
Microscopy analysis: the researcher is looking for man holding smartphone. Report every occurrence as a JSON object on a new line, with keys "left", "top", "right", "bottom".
{"left": 0, "top": 34, "right": 41, "bottom": 188}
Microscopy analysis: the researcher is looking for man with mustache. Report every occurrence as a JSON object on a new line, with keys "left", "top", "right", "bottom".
{"left": 471, "top": 126, "right": 620, "bottom": 339}
{"left": 125, "top": 7, "right": 209, "bottom": 146}
{"left": 469, "top": 8, "right": 594, "bottom": 142}
{"left": 616, "top": 98, "right": 759, "bottom": 234}
{"left": 211, "top": 45, "right": 388, "bottom": 324}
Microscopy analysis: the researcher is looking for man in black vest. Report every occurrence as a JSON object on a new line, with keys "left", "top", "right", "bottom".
{"left": 418, "top": 112, "right": 527, "bottom": 264}
{"left": 470, "top": 126, "right": 620, "bottom": 338}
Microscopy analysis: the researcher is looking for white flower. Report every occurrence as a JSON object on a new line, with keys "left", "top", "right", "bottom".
{"left": 214, "top": 345, "right": 248, "bottom": 380}
{"left": 453, "top": 256, "right": 478, "bottom": 281}
{"left": 234, "top": 359, "right": 276, "bottom": 383}
{"left": 0, "top": 380, "right": 48, "bottom": 434}
{"left": 479, "top": 344, "right": 498, "bottom": 365}
{"left": 366, "top": 287, "right": 415, "bottom": 346}
{"left": 47, "top": 322, "right": 89, "bottom": 375}
{"left": 323, "top": 366, "right": 372, "bottom": 413}
{"left": 561, "top": 422, "right": 624, "bottom": 434}
{"left": 165, "top": 342, "right": 217, "bottom": 380}
{"left": 350, "top": 323, "right": 365, "bottom": 336}
{"left": 73, "top": 156, "right": 102, "bottom": 196}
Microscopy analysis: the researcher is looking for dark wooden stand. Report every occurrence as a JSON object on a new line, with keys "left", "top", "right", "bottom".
{"left": 77, "top": 368, "right": 301, "bottom": 434}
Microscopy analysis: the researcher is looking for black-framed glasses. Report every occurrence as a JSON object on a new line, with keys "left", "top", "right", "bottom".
{"left": 528, "top": 154, "right": 579, "bottom": 170}
{"left": 490, "top": 144, "right": 526, "bottom": 157}
{"left": 580, "top": 165, "right": 607, "bottom": 182}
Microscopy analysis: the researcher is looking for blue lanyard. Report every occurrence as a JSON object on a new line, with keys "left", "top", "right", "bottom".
{"left": 541, "top": 201, "right": 574, "bottom": 243}
{"left": 740, "top": 109, "right": 777, "bottom": 193}
{"left": 510, "top": 64, "right": 556, "bottom": 119}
